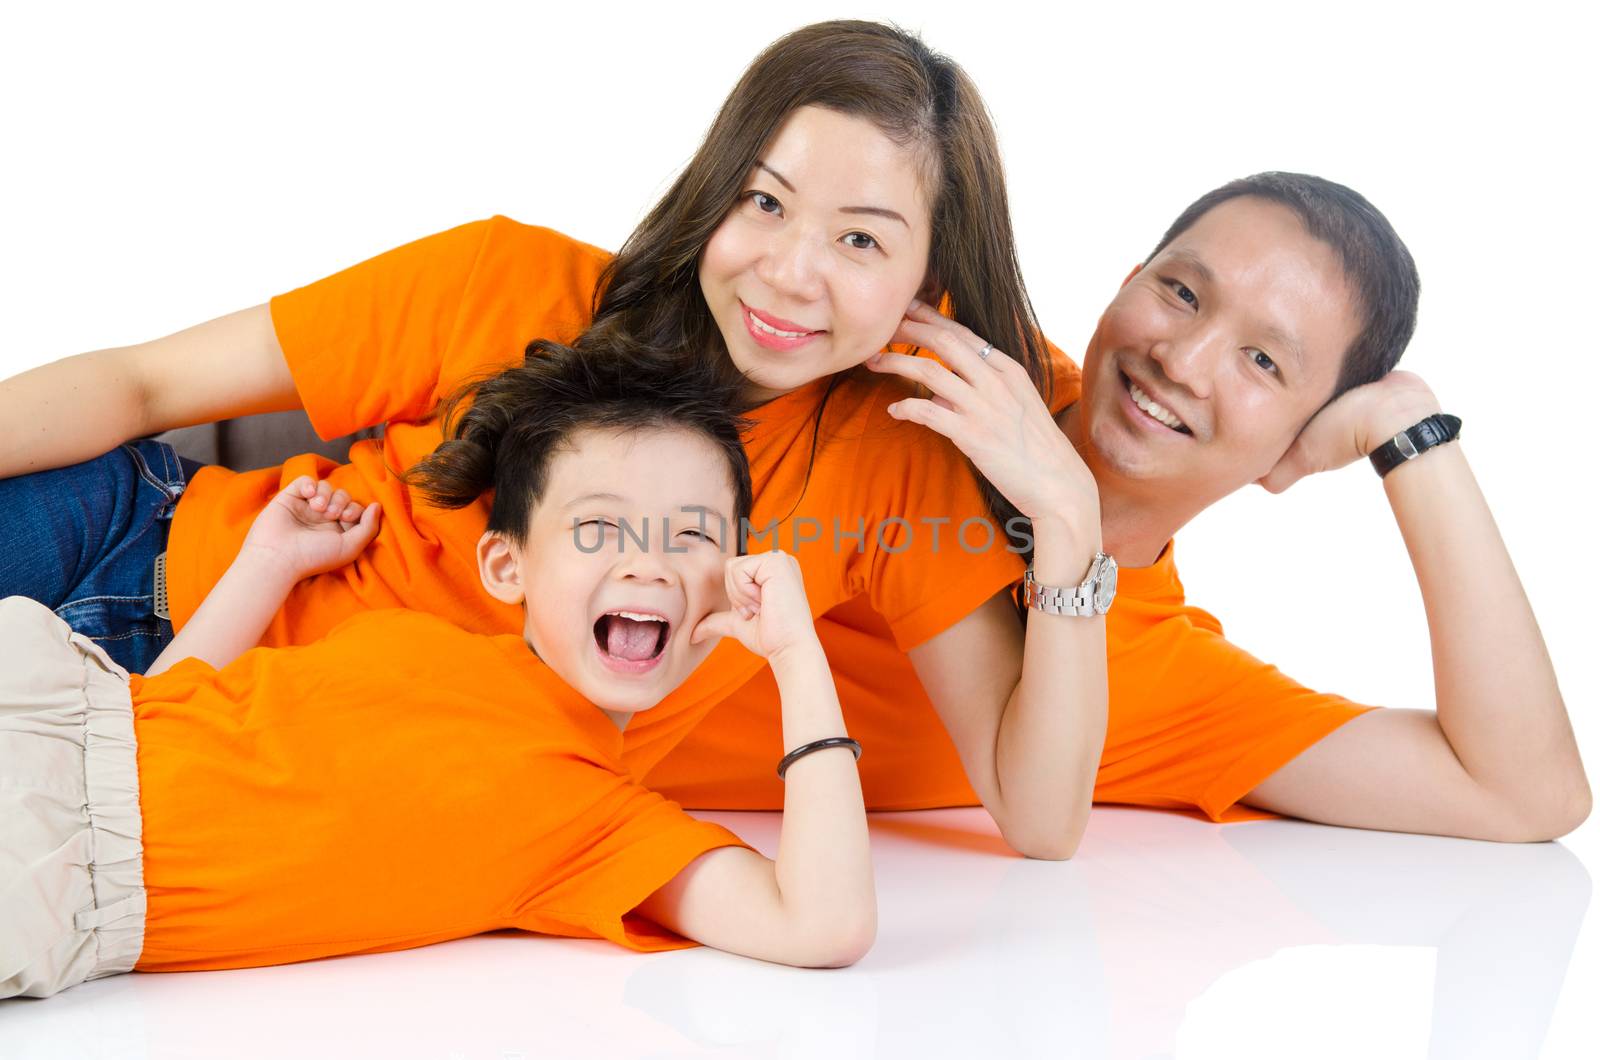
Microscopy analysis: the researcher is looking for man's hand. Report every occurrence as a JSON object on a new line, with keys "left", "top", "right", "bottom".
{"left": 239, "top": 476, "right": 382, "bottom": 583}
{"left": 1258, "top": 370, "right": 1442, "bottom": 493}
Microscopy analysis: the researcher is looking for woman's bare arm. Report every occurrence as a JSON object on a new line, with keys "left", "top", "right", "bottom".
{"left": 0, "top": 303, "right": 300, "bottom": 478}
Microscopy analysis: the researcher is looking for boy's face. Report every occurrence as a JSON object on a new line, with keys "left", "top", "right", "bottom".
{"left": 477, "top": 426, "right": 738, "bottom": 726}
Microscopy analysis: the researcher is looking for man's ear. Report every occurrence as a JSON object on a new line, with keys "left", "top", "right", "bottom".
{"left": 477, "top": 530, "right": 524, "bottom": 604}
{"left": 1121, "top": 262, "right": 1143, "bottom": 288}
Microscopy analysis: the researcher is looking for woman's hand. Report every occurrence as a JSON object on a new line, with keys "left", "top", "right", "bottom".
{"left": 239, "top": 476, "right": 383, "bottom": 584}
{"left": 691, "top": 550, "right": 820, "bottom": 666}
{"left": 866, "top": 299, "right": 1099, "bottom": 543}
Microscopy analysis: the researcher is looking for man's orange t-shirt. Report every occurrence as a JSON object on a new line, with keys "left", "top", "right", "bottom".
{"left": 128, "top": 609, "right": 747, "bottom": 972}
{"left": 164, "top": 217, "right": 1040, "bottom": 777}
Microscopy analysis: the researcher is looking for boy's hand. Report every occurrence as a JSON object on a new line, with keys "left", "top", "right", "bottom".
{"left": 690, "top": 550, "right": 819, "bottom": 664}
{"left": 240, "top": 475, "right": 382, "bottom": 583}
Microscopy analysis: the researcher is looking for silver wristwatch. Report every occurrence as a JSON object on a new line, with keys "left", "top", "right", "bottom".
{"left": 1021, "top": 552, "right": 1117, "bottom": 617}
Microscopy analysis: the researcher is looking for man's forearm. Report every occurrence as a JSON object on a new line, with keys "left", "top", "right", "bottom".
{"left": 145, "top": 550, "right": 297, "bottom": 676}
{"left": 1387, "top": 442, "right": 1590, "bottom": 830}
{"left": 993, "top": 517, "right": 1109, "bottom": 860}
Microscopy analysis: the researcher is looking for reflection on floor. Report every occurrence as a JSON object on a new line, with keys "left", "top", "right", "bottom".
{"left": 5, "top": 808, "right": 1594, "bottom": 1059}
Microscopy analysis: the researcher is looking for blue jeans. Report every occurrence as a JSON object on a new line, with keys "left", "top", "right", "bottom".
{"left": 0, "top": 440, "right": 205, "bottom": 675}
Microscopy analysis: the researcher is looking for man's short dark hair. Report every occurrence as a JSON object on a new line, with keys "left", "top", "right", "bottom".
{"left": 1147, "top": 172, "right": 1421, "bottom": 401}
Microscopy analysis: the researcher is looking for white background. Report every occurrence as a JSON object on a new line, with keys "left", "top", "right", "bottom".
{"left": 3, "top": 1, "right": 1597, "bottom": 1056}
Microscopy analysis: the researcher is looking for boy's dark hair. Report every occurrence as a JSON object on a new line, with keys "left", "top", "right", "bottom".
{"left": 1147, "top": 172, "right": 1421, "bottom": 401}
{"left": 407, "top": 340, "right": 754, "bottom": 547}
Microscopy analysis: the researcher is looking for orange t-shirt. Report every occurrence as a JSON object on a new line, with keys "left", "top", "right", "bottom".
{"left": 164, "top": 216, "right": 1046, "bottom": 777}
{"left": 128, "top": 609, "right": 747, "bottom": 972}
{"left": 648, "top": 542, "right": 1375, "bottom": 822}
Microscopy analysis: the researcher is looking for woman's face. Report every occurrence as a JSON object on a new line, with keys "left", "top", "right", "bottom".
{"left": 699, "top": 105, "right": 936, "bottom": 403}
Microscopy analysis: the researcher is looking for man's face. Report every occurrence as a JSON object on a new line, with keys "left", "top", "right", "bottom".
{"left": 1075, "top": 196, "right": 1364, "bottom": 512}
{"left": 480, "top": 426, "right": 737, "bottom": 723}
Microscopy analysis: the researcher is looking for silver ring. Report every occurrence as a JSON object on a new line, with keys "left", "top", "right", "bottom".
{"left": 977, "top": 343, "right": 994, "bottom": 361}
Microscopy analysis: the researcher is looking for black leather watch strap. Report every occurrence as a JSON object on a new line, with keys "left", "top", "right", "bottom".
{"left": 1369, "top": 413, "right": 1462, "bottom": 478}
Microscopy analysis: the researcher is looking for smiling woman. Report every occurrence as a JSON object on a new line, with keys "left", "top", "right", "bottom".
{"left": 698, "top": 105, "right": 935, "bottom": 401}
{"left": 0, "top": 19, "right": 1102, "bottom": 861}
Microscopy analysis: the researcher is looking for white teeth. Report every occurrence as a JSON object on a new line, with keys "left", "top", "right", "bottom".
{"left": 608, "top": 610, "right": 666, "bottom": 624}
{"left": 748, "top": 313, "right": 811, "bottom": 339}
{"left": 1128, "top": 381, "right": 1186, "bottom": 431}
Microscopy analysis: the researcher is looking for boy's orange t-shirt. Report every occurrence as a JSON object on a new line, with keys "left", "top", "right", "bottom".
{"left": 164, "top": 217, "right": 1044, "bottom": 777}
{"left": 128, "top": 609, "right": 747, "bottom": 972}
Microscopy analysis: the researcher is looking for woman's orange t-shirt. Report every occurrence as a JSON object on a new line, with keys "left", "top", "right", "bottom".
{"left": 129, "top": 609, "right": 747, "bottom": 972}
{"left": 647, "top": 542, "right": 1374, "bottom": 821}
{"left": 164, "top": 216, "right": 1043, "bottom": 777}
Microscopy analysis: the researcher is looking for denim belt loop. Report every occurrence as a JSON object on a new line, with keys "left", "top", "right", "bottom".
{"left": 153, "top": 552, "right": 170, "bottom": 621}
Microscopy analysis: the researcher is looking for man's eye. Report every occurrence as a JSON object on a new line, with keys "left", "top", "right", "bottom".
{"left": 842, "top": 231, "right": 878, "bottom": 251}
{"left": 1169, "top": 281, "right": 1198, "bottom": 307}
{"left": 1250, "top": 349, "right": 1279, "bottom": 375}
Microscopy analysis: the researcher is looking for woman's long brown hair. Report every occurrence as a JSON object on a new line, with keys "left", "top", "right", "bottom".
{"left": 570, "top": 20, "right": 1050, "bottom": 541}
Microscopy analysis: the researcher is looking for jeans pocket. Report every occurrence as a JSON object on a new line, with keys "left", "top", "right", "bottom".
{"left": 52, "top": 592, "right": 171, "bottom": 674}
{"left": 120, "top": 441, "right": 188, "bottom": 519}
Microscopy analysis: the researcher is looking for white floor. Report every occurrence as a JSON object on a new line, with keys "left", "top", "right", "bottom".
{"left": 5, "top": 807, "right": 1596, "bottom": 1060}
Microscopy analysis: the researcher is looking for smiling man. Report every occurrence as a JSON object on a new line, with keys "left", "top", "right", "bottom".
{"left": 1047, "top": 172, "right": 1590, "bottom": 841}
{"left": 649, "top": 171, "right": 1591, "bottom": 845}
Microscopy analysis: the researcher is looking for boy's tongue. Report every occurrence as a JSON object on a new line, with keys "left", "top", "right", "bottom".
{"left": 606, "top": 616, "right": 661, "bottom": 661}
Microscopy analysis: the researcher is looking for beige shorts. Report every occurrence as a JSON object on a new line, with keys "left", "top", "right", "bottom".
{"left": 0, "top": 596, "right": 146, "bottom": 999}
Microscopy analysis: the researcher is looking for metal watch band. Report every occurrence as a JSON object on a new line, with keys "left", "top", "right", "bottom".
{"left": 1368, "top": 413, "right": 1462, "bottom": 478}
{"left": 1022, "top": 551, "right": 1116, "bottom": 617}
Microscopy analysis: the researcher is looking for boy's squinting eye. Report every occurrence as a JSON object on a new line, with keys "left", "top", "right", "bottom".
{"left": 677, "top": 527, "right": 719, "bottom": 547}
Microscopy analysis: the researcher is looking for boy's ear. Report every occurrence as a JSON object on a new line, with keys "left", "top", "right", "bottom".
{"left": 1121, "top": 262, "right": 1144, "bottom": 288}
{"left": 477, "top": 530, "right": 524, "bottom": 604}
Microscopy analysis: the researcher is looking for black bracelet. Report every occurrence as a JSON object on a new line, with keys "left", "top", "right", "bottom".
{"left": 776, "top": 737, "right": 863, "bottom": 780}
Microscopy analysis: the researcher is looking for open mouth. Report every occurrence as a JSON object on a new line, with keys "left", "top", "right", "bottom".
{"left": 593, "top": 610, "right": 671, "bottom": 674}
{"left": 1122, "top": 372, "right": 1192, "bottom": 435}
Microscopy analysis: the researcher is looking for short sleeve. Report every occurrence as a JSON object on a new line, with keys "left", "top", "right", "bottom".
{"left": 517, "top": 790, "right": 748, "bottom": 952}
{"left": 268, "top": 216, "right": 610, "bottom": 441}
{"left": 1100, "top": 564, "right": 1377, "bottom": 823}
{"left": 270, "top": 219, "right": 494, "bottom": 440}
{"left": 843, "top": 382, "right": 1029, "bottom": 651}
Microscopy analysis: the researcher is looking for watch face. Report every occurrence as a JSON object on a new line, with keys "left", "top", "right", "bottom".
{"left": 1093, "top": 556, "right": 1118, "bottom": 613}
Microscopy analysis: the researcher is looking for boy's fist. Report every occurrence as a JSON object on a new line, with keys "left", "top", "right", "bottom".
{"left": 691, "top": 550, "right": 818, "bottom": 663}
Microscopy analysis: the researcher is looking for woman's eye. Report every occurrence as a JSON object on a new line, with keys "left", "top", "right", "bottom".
{"left": 1250, "top": 349, "right": 1279, "bottom": 375}
{"left": 842, "top": 231, "right": 878, "bottom": 251}
{"left": 746, "top": 191, "right": 782, "bottom": 215}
